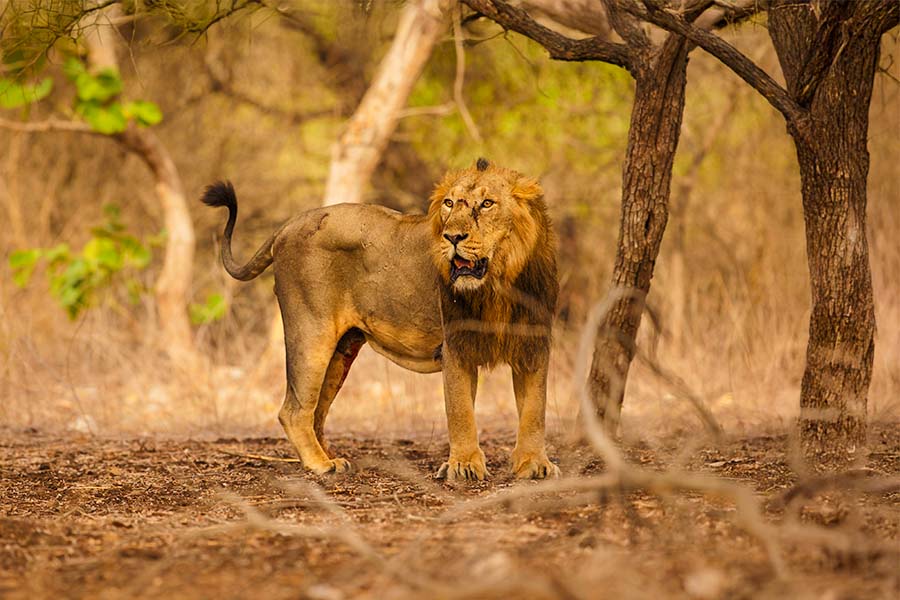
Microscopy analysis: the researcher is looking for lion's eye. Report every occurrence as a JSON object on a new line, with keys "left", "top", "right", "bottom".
{"left": 443, "top": 199, "right": 453, "bottom": 208}
{"left": 481, "top": 199, "right": 495, "bottom": 209}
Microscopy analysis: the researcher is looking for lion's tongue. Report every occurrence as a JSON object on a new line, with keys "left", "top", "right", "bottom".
{"left": 453, "top": 257, "right": 474, "bottom": 269}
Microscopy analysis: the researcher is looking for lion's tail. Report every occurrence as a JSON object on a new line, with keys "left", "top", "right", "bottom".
{"left": 201, "top": 181, "right": 275, "bottom": 282}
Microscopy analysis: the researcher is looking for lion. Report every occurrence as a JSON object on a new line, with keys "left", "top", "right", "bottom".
{"left": 202, "top": 158, "right": 559, "bottom": 480}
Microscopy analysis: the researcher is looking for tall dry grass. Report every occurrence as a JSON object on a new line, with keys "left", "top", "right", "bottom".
{"left": 0, "top": 20, "right": 897, "bottom": 444}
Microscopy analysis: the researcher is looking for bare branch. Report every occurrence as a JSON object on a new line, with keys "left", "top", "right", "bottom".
{"left": 461, "top": 0, "right": 635, "bottom": 73}
{"left": 602, "top": 0, "right": 651, "bottom": 52}
{"left": 694, "top": 0, "right": 763, "bottom": 32}
{"left": 624, "top": 0, "right": 809, "bottom": 136}
{"left": 519, "top": 0, "right": 613, "bottom": 37}
{"left": 0, "top": 117, "right": 94, "bottom": 134}
{"left": 396, "top": 102, "right": 456, "bottom": 118}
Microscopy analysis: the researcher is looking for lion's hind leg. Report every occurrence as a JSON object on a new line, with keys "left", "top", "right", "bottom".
{"left": 313, "top": 329, "right": 366, "bottom": 452}
{"left": 278, "top": 316, "right": 353, "bottom": 475}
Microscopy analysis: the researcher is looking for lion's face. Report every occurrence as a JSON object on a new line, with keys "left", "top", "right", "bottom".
{"left": 429, "top": 159, "right": 544, "bottom": 293}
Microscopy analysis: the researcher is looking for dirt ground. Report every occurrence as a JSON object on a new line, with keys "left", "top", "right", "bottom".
{"left": 1, "top": 424, "right": 898, "bottom": 600}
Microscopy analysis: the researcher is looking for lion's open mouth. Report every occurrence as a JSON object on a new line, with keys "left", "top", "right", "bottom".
{"left": 450, "top": 256, "right": 488, "bottom": 282}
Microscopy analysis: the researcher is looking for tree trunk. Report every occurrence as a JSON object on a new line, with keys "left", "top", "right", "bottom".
{"left": 117, "top": 128, "right": 196, "bottom": 358}
{"left": 85, "top": 12, "right": 196, "bottom": 359}
{"left": 587, "top": 35, "right": 690, "bottom": 431}
{"left": 322, "top": 0, "right": 449, "bottom": 206}
{"left": 768, "top": 1, "right": 886, "bottom": 463}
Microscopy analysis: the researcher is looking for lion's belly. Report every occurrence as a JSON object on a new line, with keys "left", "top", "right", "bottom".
{"left": 360, "top": 317, "right": 443, "bottom": 374}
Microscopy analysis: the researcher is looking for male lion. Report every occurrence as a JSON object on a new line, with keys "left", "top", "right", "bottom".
{"left": 202, "top": 158, "right": 559, "bottom": 480}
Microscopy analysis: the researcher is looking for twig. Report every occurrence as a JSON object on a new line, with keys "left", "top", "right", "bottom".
{"left": 770, "top": 469, "right": 899, "bottom": 509}
{"left": 634, "top": 349, "right": 724, "bottom": 439}
{"left": 396, "top": 102, "right": 456, "bottom": 119}
{"left": 218, "top": 449, "right": 301, "bottom": 462}
{"left": 0, "top": 117, "right": 94, "bottom": 134}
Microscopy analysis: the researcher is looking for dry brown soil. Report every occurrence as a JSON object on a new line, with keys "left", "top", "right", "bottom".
{"left": 2, "top": 425, "right": 898, "bottom": 599}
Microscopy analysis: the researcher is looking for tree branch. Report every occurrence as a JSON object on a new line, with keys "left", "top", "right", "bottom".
{"left": 461, "top": 0, "right": 634, "bottom": 73}
{"left": 601, "top": 0, "right": 651, "bottom": 53}
{"left": 792, "top": 0, "right": 853, "bottom": 106}
{"left": 626, "top": 0, "right": 808, "bottom": 135}
{"left": 0, "top": 117, "right": 94, "bottom": 134}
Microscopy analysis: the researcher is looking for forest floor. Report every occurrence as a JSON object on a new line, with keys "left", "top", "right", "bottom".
{"left": 1, "top": 424, "right": 898, "bottom": 600}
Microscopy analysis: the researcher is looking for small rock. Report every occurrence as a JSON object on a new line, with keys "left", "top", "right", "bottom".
{"left": 305, "top": 583, "right": 344, "bottom": 600}
{"left": 684, "top": 567, "right": 726, "bottom": 600}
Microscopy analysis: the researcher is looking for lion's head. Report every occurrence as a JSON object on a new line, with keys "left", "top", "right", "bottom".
{"left": 428, "top": 158, "right": 549, "bottom": 294}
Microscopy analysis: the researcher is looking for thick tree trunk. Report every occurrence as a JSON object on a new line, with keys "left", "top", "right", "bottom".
{"left": 86, "top": 12, "right": 196, "bottom": 359}
{"left": 587, "top": 35, "right": 689, "bottom": 430}
{"left": 322, "top": 0, "right": 449, "bottom": 206}
{"left": 769, "top": 1, "right": 885, "bottom": 463}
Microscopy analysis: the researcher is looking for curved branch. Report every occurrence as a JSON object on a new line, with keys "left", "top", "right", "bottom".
{"left": 626, "top": 0, "right": 808, "bottom": 135}
{"left": 461, "top": 0, "right": 634, "bottom": 73}
{"left": 602, "top": 0, "right": 650, "bottom": 52}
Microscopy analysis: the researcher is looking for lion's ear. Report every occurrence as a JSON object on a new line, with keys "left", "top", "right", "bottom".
{"left": 512, "top": 176, "right": 543, "bottom": 204}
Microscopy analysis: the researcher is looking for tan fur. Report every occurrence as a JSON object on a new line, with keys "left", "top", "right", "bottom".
{"left": 205, "top": 161, "right": 559, "bottom": 480}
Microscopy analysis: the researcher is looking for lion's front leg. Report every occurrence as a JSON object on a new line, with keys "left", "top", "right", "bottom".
{"left": 436, "top": 348, "right": 489, "bottom": 481}
{"left": 511, "top": 360, "right": 560, "bottom": 479}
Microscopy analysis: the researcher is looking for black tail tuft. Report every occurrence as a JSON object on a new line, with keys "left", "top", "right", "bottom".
{"left": 201, "top": 181, "right": 237, "bottom": 210}
{"left": 476, "top": 157, "right": 490, "bottom": 172}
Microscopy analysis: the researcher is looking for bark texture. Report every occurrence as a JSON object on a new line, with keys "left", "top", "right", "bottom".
{"left": 587, "top": 35, "right": 690, "bottom": 429}
{"left": 322, "top": 0, "right": 450, "bottom": 206}
{"left": 768, "top": 0, "right": 891, "bottom": 461}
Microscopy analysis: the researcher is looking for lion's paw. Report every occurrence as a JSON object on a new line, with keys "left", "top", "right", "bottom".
{"left": 312, "top": 457, "right": 354, "bottom": 475}
{"left": 436, "top": 450, "right": 489, "bottom": 481}
{"left": 513, "top": 453, "right": 560, "bottom": 480}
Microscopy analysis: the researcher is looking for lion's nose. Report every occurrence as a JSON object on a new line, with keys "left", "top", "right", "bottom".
{"left": 444, "top": 233, "right": 468, "bottom": 245}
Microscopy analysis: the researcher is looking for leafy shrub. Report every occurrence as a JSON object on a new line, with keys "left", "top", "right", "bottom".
{"left": 9, "top": 205, "right": 157, "bottom": 319}
{"left": 189, "top": 293, "right": 227, "bottom": 325}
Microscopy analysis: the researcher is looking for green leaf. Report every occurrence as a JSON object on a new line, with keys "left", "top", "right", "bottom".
{"left": 121, "top": 238, "right": 152, "bottom": 269}
{"left": 190, "top": 293, "right": 227, "bottom": 325}
{"left": 63, "top": 57, "right": 86, "bottom": 81}
{"left": 74, "top": 68, "right": 122, "bottom": 102}
{"left": 123, "top": 100, "right": 162, "bottom": 126}
{"left": 78, "top": 101, "right": 127, "bottom": 134}
{"left": 44, "top": 244, "right": 71, "bottom": 267}
{"left": 9, "top": 249, "right": 41, "bottom": 287}
{"left": 83, "top": 237, "right": 123, "bottom": 271}
{"left": 3, "top": 50, "right": 28, "bottom": 71}
{"left": 0, "top": 77, "right": 53, "bottom": 109}
{"left": 102, "top": 203, "right": 121, "bottom": 220}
